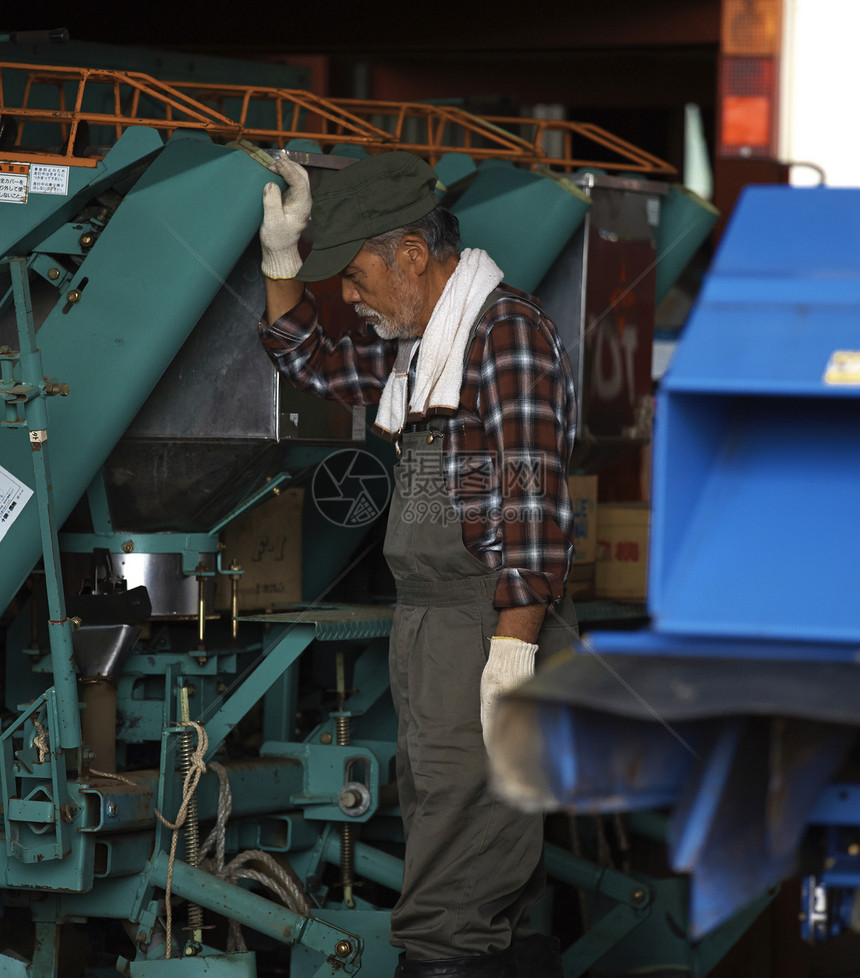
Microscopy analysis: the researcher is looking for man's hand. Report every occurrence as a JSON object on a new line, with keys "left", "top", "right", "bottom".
{"left": 260, "top": 158, "right": 311, "bottom": 280}
{"left": 480, "top": 636, "right": 538, "bottom": 750}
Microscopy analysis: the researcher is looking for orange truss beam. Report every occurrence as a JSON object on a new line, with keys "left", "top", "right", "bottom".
{"left": 0, "top": 63, "right": 676, "bottom": 175}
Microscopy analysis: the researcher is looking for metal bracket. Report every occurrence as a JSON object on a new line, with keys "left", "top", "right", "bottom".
{"left": 0, "top": 690, "right": 72, "bottom": 864}
{"left": 261, "top": 741, "right": 380, "bottom": 823}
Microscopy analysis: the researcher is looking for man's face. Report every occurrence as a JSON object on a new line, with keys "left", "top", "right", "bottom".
{"left": 339, "top": 246, "right": 424, "bottom": 340}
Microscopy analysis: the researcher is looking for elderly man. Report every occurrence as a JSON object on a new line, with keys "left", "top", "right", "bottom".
{"left": 258, "top": 151, "right": 578, "bottom": 978}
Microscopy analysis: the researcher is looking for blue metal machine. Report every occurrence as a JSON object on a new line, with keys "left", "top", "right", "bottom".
{"left": 494, "top": 185, "right": 860, "bottom": 957}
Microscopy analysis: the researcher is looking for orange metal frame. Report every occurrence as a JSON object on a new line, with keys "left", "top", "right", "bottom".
{"left": 0, "top": 62, "right": 675, "bottom": 175}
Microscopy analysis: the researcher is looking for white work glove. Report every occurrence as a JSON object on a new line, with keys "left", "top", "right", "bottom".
{"left": 480, "top": 636, "right": 538, "bottom": 749}
{"left": 260, "top": 157, "right": 312, "bottom": 280}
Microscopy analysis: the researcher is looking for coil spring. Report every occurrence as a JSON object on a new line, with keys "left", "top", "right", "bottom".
{"left": 341, "top": 823, "right": 355, "bottom": 887}
{"left": 336, "top": 709, "right": 354, "bottom": 905}
{"left": 179, "top": 725, "right": 204, "bottom": 932}
{"left": 336, "top": 715, "right": 351, "bottom": 747}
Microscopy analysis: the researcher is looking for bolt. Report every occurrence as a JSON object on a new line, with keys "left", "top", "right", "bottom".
{"left": 79, "top": 232, "right": 96, "bottom": 249}
{"left": 122, "top": 540, "right": 134, "bottom": 553}
{"left": 48, "top": 267, "right": 60, "bottom": 280}
{"left": 629, "top": 887, "right": 646, "bottom": 904}
{"left": 216, "top": 681, "right": 228, "bottom": 694}
{"left": 70, "top": 616, "right": 82, "bottom": 629}
{"left": 66, "top": 289, "right": 81, "bottom": 304}
{"left": 196, "top": 656, "right": 207, "bottom": 667}
{"left": 849, "top": 844, "right": 860, "bottom": 857}
{"left": 335, "top": 940, "right": 352, "bottom": 957}
{"left": 106, "top": 802, "right": 118, "bottom": 818}
{"left": 320, "top": 732, "right": 333, "bottom": 744}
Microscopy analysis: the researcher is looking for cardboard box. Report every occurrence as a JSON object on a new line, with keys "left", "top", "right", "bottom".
{"left": 595, "top": 502, "right": 650, "bottom": 602}
{"left": 568, "top": 475, "right": 598, "bottom": 563}
{"left": 216, "top": 487, "right": 304, "bottom": 612}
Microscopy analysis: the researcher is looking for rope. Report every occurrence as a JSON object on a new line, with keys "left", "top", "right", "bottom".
{"left": 32, "top": 720, "right": 49, "bottom": 763}
{"left": 155, "top": 727, "right": 311, "bottom": 957}
{"left": 198, "top": 760, "right": 245, "bottom": 953}
{"left": 199, "top": 761, "right": 231, "bottom": 876}
{"left": 225, "top": 850, "right": 311, "bottom": 916}
{"left": 197, "top": 762, "right": 311, "bottom": 953}
{"left": 154, "top": 720, "right": 208, "bottom": 959}
{"left": 89, "top": 768, "right": 139, "bottom": 786}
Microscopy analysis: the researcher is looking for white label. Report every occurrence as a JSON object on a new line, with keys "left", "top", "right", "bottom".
{"left": 29, "top": 164, "right": 69, "bottom": 196}
{"left": 0, "top": 464, "right": 34, "bottom": 542}
{"left": 0, "top": 172, "right": 29, "bottom": 204}
{"left": 823, "top": 350, "right": 860, "bottom": 386}
{"left": 646, "top": 197, "right": 661, "bottom": 227}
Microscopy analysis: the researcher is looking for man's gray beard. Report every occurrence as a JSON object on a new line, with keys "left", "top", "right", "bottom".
{"left": 354, "top": 273, "right": 424, "bottom": 340}
{"left": 355, "top": 308, "right": 418, "bottom": 340}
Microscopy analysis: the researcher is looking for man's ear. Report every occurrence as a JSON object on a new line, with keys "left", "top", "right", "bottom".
{"left": 400, "top": 233, "right": 429, "bottom": 275}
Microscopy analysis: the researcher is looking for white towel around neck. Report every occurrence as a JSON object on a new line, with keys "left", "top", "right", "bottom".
{"left": 374, "top": 248, "right": 503, "bottom": 437}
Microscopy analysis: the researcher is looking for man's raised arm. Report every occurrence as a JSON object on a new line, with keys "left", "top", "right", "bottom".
{"left": 259, "top": 157, "right": 310, "bottom": 323}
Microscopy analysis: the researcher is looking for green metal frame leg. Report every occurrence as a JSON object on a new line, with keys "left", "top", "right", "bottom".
{"left": 31, "top": 920, "right": 60, "bottom": 978}
{"left": 148, "top": 851, "right": 363, "bottom": 971}
{"left": 6, "top": 257, "right": 81, "bottom": 750}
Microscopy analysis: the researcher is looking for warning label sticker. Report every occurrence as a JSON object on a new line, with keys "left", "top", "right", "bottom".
{"left": 824, "top": 351, "right": 860, "bottom": 386}
{"left": 30, "top": 163, "right": 69, "bottom": 196}
{"left": 0, "top": 163, "right": 29, "bottom": 204}
{"left": 0, "top": 161, "right": 71, "bottom": 202}
{"left": 0, "top": 464, "right": 33, "bottom": 543}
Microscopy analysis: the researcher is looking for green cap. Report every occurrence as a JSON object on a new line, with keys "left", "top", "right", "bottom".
{"left": 296, "top": 151, "right": 439, "bottom": 282}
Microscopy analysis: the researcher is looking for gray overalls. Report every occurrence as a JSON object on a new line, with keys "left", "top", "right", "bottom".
{"left": 383, "top": 298, "right": 578, "bottom": 963}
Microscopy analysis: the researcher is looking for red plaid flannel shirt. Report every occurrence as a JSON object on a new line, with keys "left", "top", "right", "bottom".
{"left": 259, "top": 284, "right": 577, "bottom": 608}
